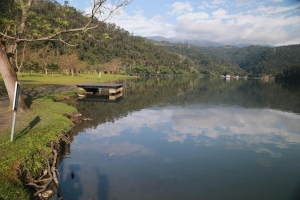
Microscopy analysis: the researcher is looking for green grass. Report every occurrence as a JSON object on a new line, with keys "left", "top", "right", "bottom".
{"left": 0, "top": 72, "right": 137, "bottom": 199}
{"left": 0, "top": 95, "right": 77, "bottom": 199}
{"left": 17, "top": 72, "right": 133, "bottom": 85}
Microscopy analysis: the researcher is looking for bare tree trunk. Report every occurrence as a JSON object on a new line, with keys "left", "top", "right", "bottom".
{"left": 0, "top": 43, "right": 29, "bottom": 112}
{"left": 15, "top": 43, "right": 26, "bottom": 77}
{"left": 17, "top": 67, "right": 21, "bottom": 77}
{"left": 15, "top": 42, "right": 26, "bottom": 76}
{"left": 0, "top": 0, "right": 132, "bottom": 114}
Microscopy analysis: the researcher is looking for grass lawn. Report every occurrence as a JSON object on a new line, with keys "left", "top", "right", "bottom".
{"left": 17, "top": 72, "right": 133, "bottom": 85}
{"left": 0, "top": 72, "right": 136, "bottom": 199}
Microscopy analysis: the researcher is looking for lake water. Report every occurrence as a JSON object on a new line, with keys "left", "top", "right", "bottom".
{"left": 58, "top": 77, "right": 300, "bottom": 200}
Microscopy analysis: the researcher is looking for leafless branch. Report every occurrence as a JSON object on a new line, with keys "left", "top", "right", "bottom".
{"left": 0, "top": 0, "right": 132, "bottom": 44}
{"left": 48, "top": 39, "right": 78, "bottom": 47}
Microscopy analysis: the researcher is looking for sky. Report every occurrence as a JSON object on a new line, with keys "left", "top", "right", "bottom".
{"left": 58, "top": 0, "right": 300, "bottom": 46}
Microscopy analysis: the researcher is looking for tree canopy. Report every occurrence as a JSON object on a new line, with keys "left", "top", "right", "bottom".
{"left": 1, "top": 0, "right": 299, "bottom": 85}
{"left": 0, "top": 0, "right": 132, "bottom": 112}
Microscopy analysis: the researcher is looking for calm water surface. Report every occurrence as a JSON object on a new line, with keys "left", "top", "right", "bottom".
{"left": 58, "top": 77, "right": 300, "bottom": 200}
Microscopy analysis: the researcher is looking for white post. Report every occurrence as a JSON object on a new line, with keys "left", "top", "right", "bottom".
{"left": 11, "top": 111, "right": 17, "bottom": 141}
{"left": 11, "top": 82, "right": 20, "bottom": 142}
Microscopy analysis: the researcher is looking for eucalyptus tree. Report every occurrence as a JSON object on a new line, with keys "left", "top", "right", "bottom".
{"left": 0, "top": 0, "right": 132, "bottom": 112}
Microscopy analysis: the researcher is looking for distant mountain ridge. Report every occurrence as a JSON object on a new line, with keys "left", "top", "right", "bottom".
{"left": 2, "top": 0, "right": 296, "bottom": 78}
{"left": 147, "top": 36, "right": 274, "bottom": 48}
{"left": 148, "top": 39, "right": 300, "bottom": 76}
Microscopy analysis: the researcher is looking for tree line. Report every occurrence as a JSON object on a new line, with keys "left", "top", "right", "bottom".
{"left": 2, "top": 0, "right": 299, "bottom": 80}
{"left": 1, "top": 0, "right": 196, "bottom": 77}
{"left": 154, "top": 40, "right": 300, "bottom": 78}
{"left": 1, "top": 0, "right": 299, "bottom": 112}
{"left": 0, "top": 0, "right": 132, "bottom": 112}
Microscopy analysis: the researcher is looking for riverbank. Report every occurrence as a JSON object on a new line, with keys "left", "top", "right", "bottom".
{"left": 0, "top": 73, "right": 136, "bottom": 199}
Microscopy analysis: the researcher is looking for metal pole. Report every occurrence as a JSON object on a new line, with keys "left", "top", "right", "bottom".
{"left": 11, "top": 82, "right": 20, "bottom": 142}
{"left": 11, "top": 109, "right": 17, "bottom": 142}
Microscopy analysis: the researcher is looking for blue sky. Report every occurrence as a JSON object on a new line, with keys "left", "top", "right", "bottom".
{"left": 58, "top": 0, "right": 300, "bottom": 46}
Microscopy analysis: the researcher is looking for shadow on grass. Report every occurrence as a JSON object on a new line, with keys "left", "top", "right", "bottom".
{"left": 20, "top": 74, "right": 43, "bottom": 77}
{"left": 18, "top": 80, "right": 38, "bottom": 82}
{"left": 15, "top": 116, "right": 41, "bottom": 141}
{"left": 23, "top": 84, "right": 75, "bottom": 108}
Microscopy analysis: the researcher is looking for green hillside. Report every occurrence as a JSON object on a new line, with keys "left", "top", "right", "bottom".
{"left": 156, "top": 41, "right": 247, "bottom": 76}
{"left": 1, "top": 0, "right": 299, "bottom": 77}
{"left": 154, "top": 40, "right": 300, "bottom": 77}
{"left": 1, "top": 0, "right": 197, "bottom": 76}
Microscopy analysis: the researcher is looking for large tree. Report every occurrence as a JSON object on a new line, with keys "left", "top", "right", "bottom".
{"left": 0, "top": 0, "right": 132, "bottom": 112}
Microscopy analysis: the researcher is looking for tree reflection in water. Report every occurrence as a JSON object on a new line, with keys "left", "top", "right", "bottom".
{"left": 58, "top": 77, "right": 300, "bottom": 200}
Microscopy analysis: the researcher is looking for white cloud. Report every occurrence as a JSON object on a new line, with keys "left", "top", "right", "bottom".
{"left": 235, "top": 0, "right": 256, "bottom": 7}
{"left": 83, "top": 0, "right": 300, "bottom": 45}
{"left": 172, "top": 3, "right": 300, "bottom": 45}
{"left": 108, "top": 9, "right": 176, "bottom": 37}
{"left": 248, "top": 3, "right": 300, "bottom": 15}
{"left": 198, "top": 1, "right": 218, "bottom": 9}
{"left": 212, "top": 8, "right": 227, "bottom": 16}
{"left": 212, "top": 0, "right": 227, "bottom": 5}
{"left": 177, "top": 12, "right": 210, "bottom": 21}
{"left": 169, "top": 1, "right": 194, "bottom": 15}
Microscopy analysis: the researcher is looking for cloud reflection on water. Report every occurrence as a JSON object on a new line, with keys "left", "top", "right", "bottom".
{"left": 91, "top": 141, "right": 154, "bottom": 157}
{"left": 72, "top": 139, "right": 154, "bottom": 157}
{"left": 170, "top": 106, "right": 300, "bottom": 146}
{"left": 86, "top": 105, "right": 300, "bottom": 154}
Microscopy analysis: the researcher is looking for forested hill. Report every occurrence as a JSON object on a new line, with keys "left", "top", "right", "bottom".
{"left": 155, "top": 42, "right": 247, "bottom": 76}
{"left": 1, "top": 0, "right": 196, "bottom": 75}
{"left": 215, "top": 44, "right": 300, "bottom": 76}
{"left": 230, "top": 45, "right": 300, "bottom": 75}
{"left": 151, "top": 40, "right": 300, "bottom": 76}
{"left": 1, "top": 0, "right": 299, "bottom": 77}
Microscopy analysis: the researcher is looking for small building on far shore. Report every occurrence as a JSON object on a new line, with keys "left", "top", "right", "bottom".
{"left": 231, "top": 75, "right": 239, "bottom": 79}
